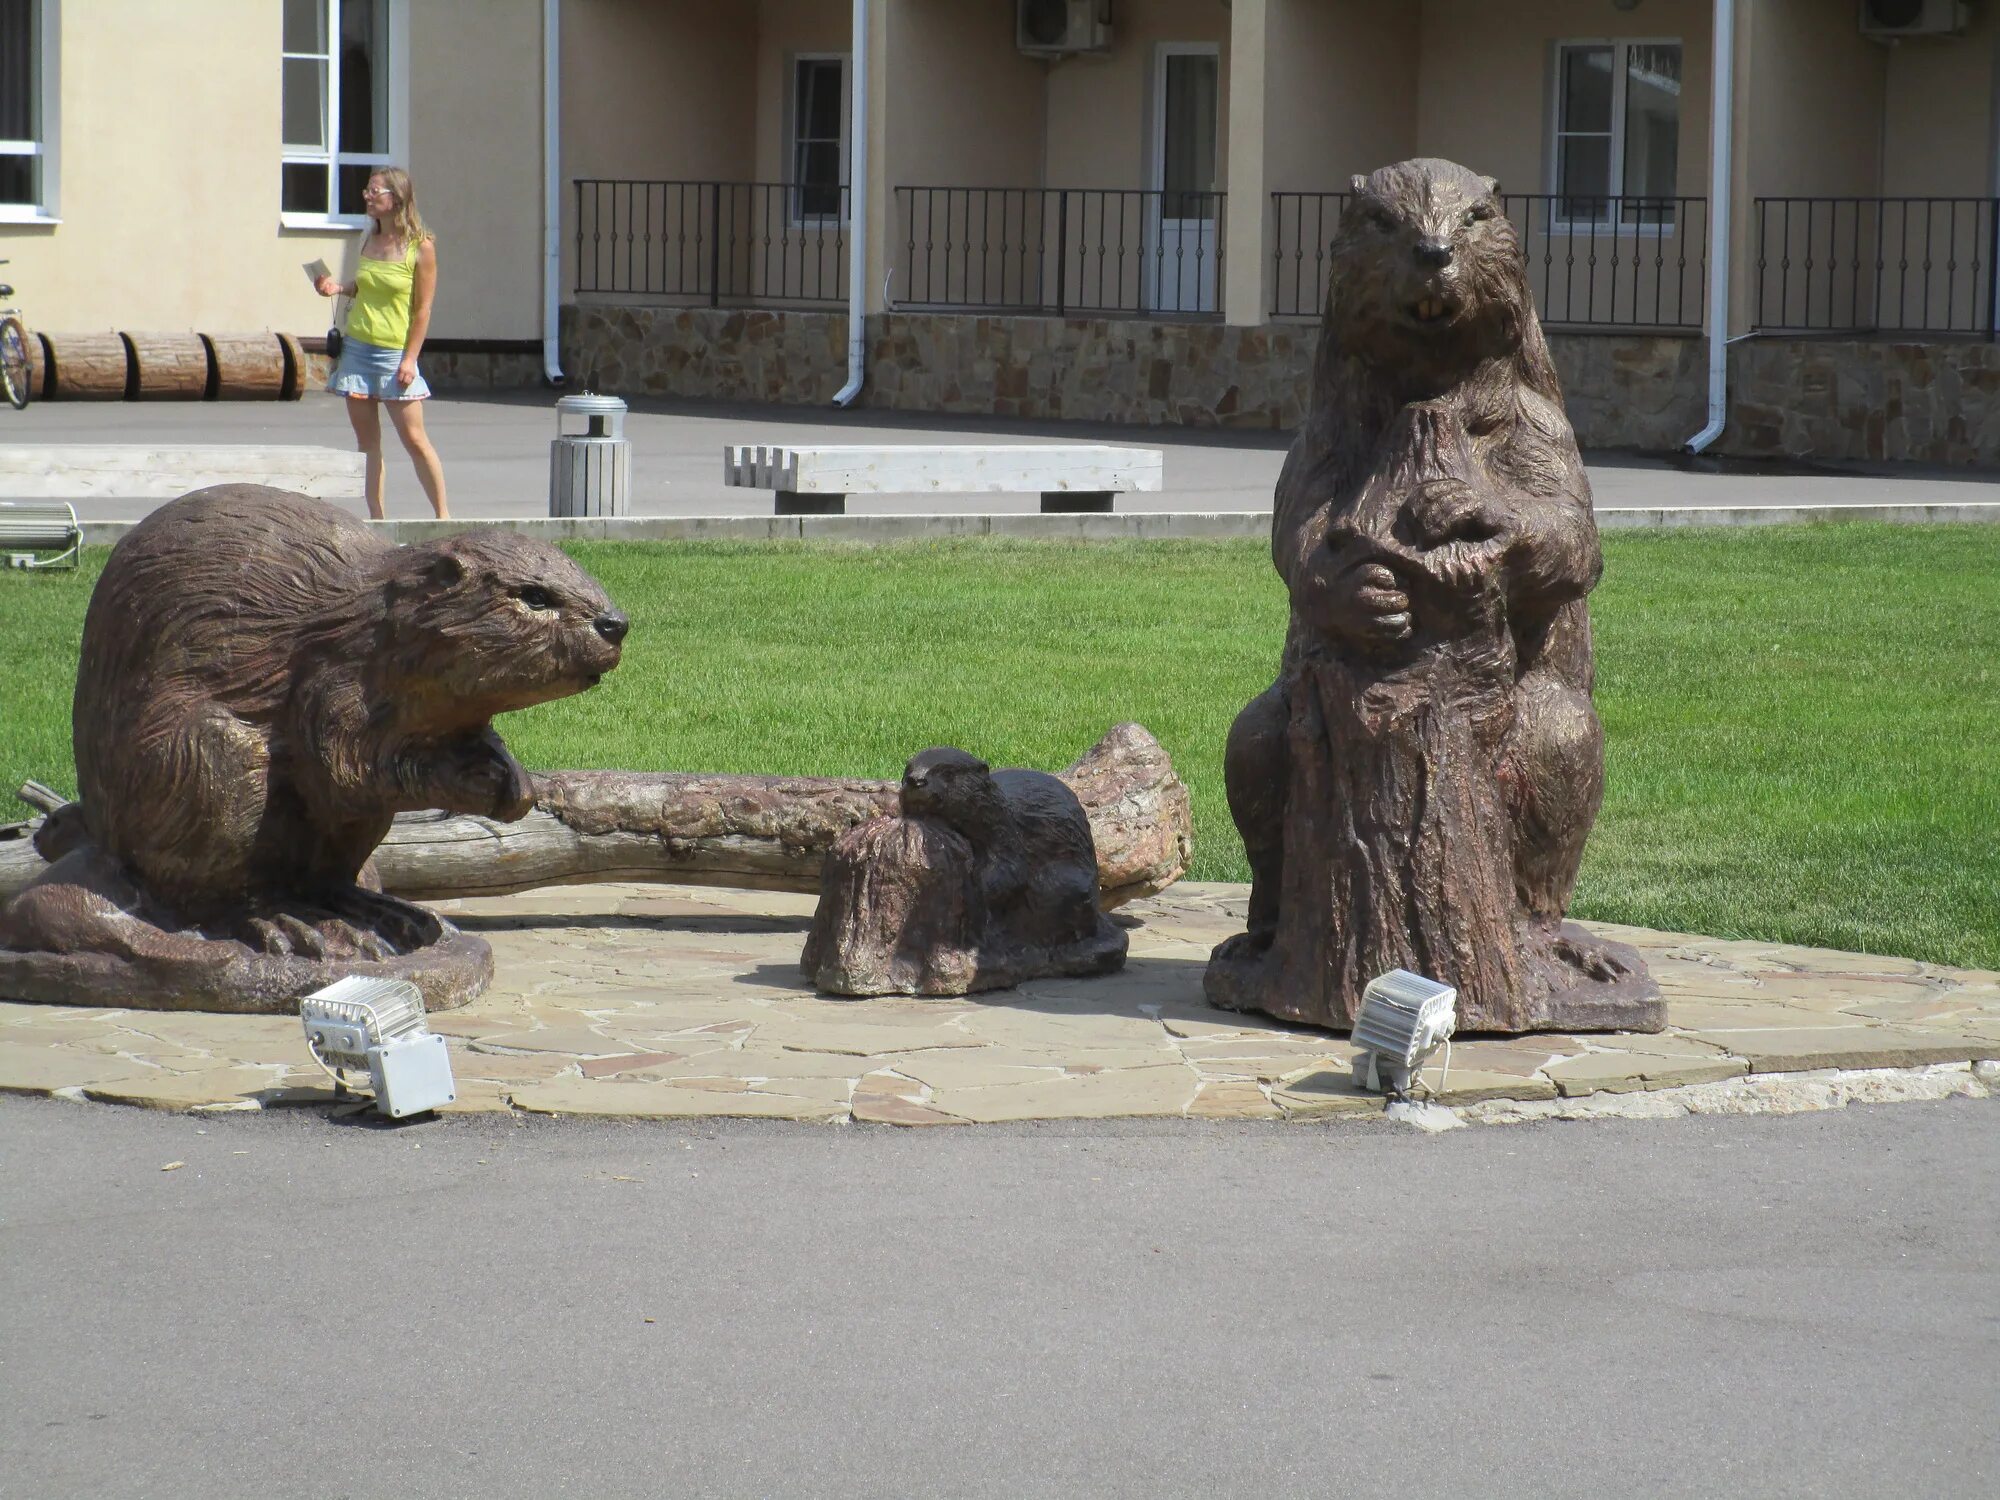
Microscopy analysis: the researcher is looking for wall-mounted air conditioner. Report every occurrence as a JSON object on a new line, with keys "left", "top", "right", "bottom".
{"left": 1017, "top": 0, "right": 1113, "bottom": 57}
{"left": 1859, "top": 0, "right": 1970, "bottom": 38}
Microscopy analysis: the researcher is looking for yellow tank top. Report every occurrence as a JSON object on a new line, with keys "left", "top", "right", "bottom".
{"left": 345, "top": 237, "right": 422, "bottom": 348}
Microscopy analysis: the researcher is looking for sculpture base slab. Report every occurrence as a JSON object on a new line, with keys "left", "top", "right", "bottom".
{"left": 811, "top": 921, "right": 1129, "bottom": 999}
{"left": 0, "top": 846, "right": 492, "bottom": 1014}
{"left": 0, "top": 928, "right": 492, "bottom": 1015}
{"left": 1203, "top": 919, "right": 1663, "bottom": 1036}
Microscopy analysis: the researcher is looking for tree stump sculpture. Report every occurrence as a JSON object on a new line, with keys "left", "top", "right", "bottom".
{"left": 0, "top": 486, "right": 628, "bottom": 1014}
{"left": 804, "top": 747, "right": 1127, "bottom": 996}
{"left": 1205, "top": 159, "right": 1662, "bottom": 1035}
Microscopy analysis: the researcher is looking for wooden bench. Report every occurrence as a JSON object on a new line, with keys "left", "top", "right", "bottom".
{"left": 0, "top": 445, "right": 364, "bottom": 500}
{"left": 0, "top": 502, "right": 82, "bottom": 570}
{"left": 723, "top": 443, "right": 1164, "bottom": 515}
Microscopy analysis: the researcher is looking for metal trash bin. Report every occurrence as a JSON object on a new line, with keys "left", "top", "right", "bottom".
{"left": 549, "top": 392, "right": 630, "bottom": 517}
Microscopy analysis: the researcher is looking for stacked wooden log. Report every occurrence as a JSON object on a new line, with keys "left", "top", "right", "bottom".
{"left": 33, "top": 332, "right": 303, "bottom": 401}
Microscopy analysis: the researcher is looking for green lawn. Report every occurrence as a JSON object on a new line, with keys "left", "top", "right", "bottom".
{"left": 4, "top": 525, "right": 1996, "bottom": 968}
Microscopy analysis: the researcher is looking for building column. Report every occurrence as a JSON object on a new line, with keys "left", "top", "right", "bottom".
{"left": 1724, "top": 0, "right": 1757, "bottom": 337}
{"left": 1222, "top": 0, "right": 1269, "bottom": 326}
{"left": 863, "top": 0, "right": 893, "bottom": 316}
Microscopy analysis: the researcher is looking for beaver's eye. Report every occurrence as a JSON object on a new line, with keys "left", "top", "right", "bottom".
{"left": 1367, "top": 206, "right": 1397, "bottom": 233}
{"left": 1464, "top": 205, "right": 1493, "bottom": 226}
{"left": 517, "top": 585, "right": 556, "bottom": 611}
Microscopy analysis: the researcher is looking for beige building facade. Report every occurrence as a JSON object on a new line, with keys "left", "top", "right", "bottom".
{"left": 2, "top": 0, "right": 544, "bottom": 342}
{"left": 3, "top": 1, "right": 1996, "bottom": 450}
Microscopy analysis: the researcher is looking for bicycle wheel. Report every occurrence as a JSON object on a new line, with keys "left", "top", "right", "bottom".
{"left": 0, "top": 317, "right": 30, "bottom": 409}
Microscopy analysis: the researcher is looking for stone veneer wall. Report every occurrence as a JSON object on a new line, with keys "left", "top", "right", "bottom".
{"left": 1723, "top": 339, "right": 2000, "bottom": 468}
{"left": 562, "top": 303, "right": 1995, "bottom": 463}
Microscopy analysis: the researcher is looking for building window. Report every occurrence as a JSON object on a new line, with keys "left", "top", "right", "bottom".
{"left": 1551, "top": 39, "right": 1680, "bottom": 226}
{"left": 282, "top": 0, "right": 397, "bottom": 223}
{"left": 789, "top": 55, "right": 849, "bottom": 224}
{"left": 0, "top": 0, "right": 54, "bottom": 216}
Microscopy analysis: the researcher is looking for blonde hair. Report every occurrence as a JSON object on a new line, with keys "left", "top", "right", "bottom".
{"left": 367, "top": 166, "right": 430, "bottom": 251}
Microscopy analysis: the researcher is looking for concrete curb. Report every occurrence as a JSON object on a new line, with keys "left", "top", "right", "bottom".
{"left": 69, "top": 500, "right": 2000, "bottom": 548}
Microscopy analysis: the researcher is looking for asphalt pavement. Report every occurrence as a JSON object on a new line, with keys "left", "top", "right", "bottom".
{"left": 8, "top": 389, "right": 1997, "bottom": 521}
{"left": 2, "top": 1092, "right": 1994, "bottom": 1498}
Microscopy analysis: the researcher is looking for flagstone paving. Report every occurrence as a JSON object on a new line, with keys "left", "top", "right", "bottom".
{"left": 1, "top": 882, "right": 1995, "bottom": 1124}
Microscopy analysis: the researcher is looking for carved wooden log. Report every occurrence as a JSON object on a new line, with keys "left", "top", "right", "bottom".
{"left": 46, "top": 333, "right": 133, "bottom": 400}
{"left": 207, "top": 334, "right": 289, "bottom": 401}
{"left": 276, "top": 332, "right": 308, "bottom": 400}
{"left": 1, "top": 725, "right": 1193, "bottom": 909}
{"left": 25, "top": 331, "right": 49, "bottom": 402}
{"left": 128, "top": 332, "right": 212, "bottom": 400}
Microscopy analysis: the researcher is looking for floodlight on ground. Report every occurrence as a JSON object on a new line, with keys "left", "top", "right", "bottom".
{"left": 1350, "top": 969, "right": 1457, "bottom": 1098}
{"left": 300, "top": 976, "right": 456, "bottom": 1118}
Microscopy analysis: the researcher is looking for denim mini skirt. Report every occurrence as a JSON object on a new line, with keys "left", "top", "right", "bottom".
{"left": 326, "top": 335, "right": 431, "bottom": 401}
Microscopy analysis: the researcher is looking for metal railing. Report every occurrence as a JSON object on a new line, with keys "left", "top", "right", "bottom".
{"left": 896, "top": 187, "right": 1226, "bottom": 317}
{"left": 574, "top": 180, "right": 850, "bottom": 305}
{"left": 1271, "top": 191, "right": 1708, "bottom": 330}
{"left": 1753, "top": 198, "right": 1998, "bottom": 336}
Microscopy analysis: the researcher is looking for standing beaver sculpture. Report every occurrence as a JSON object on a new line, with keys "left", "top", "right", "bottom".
{"left": 0, "top": 485, "right": 628, "bottom": 1013}
{"left": 1205, "top": 158, "right": 1662, "bottom": 1035}
{"left": 802, "top": 746, "right": 1127, "bottom": 996}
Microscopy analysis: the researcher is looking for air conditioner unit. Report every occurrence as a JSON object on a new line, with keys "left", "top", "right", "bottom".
{"left": 1859, "top": 0, "right": 1970, "bottom": 38}
{"left": 1018, "top": 0, "right": 1112, "bottom": 57}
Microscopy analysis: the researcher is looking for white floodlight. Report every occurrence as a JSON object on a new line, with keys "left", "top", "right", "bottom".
{"left": 1350, "top": 969, "right": 1458, "bottom": 1097}
{"left": 300, "top": 976, "right": 456, "bottom": 1118}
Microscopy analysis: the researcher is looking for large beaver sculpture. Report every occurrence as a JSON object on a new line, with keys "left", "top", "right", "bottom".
{"left": 0, "top": 485, "right": 627, "bottom": 1013}
{"left": 1205, "top": 158, "right": 1662, "bottom": 1035}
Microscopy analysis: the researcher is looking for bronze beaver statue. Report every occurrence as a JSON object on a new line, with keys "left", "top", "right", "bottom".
{"left": 1206, "top": 158, "right": 1662, "bottom": 1035}
{"left": 802, "top": 746, "right": 1126, "bottom": 996}
{"left": 0, "top": 485, "right": 627, "bottom": 1013}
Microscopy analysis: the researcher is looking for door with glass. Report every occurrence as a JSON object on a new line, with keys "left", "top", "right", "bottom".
{"left": 1148, "top": 45, "right": 1219, "bottom": 314}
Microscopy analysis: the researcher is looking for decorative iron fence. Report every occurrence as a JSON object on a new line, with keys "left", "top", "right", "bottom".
{"left": 573, "top": 180, "right": 850, "bottom": 305}
{"left": 1753, "top": 198, "right": 1998, "bottom": 336}
{"left": 1270, "top": 191, "right": 1708, "bottom": 331}
{"left": 896, "top": 187, "right": 1226, "bottom": 317}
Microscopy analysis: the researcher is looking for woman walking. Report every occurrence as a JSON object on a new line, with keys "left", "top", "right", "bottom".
{"left": 315, "top": 166, "right": 448, "bottom": 519}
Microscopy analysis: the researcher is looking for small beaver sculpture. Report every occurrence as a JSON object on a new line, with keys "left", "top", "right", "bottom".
{"left": 1207, "top": 158, "right": 1661, "bottom": 1035}
{"left": 0, "top": 485, "right": 628, "bottom": 1013}
{"left": 803, "top": 747, "right": 1127, "bottom": 996}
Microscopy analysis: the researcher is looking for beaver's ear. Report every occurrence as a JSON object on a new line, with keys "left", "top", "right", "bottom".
{"left": 424, "top": 551, "right": 465, "bottom": 586}
{"left": 1350, "top": 174, "right": 1368, "bottom": 196}
{"left": 1482, "top": 176, "right": 1500, "bottom": 198}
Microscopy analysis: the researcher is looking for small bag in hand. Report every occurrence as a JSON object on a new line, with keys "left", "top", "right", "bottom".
{"left": 326, "top": 286, "right": 347, "bottom": 361}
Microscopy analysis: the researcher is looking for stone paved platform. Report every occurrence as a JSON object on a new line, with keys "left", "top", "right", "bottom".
{"left": 2, "top": 883, "right": 1996, "bottom": 1124}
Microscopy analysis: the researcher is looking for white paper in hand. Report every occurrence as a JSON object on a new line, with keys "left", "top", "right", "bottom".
{"left": 303, "top": 258, "right": 332, "bottom": 287}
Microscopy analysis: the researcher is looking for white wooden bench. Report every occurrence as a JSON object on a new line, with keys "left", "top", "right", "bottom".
{"left": 723, "top": 443, "right": 1164, "bottom": 515}
{"left": 0, "top": 502, "right": 82, "bottom": 570}
{"left": 0, "top": 445, "right": 365, "bottom": 500}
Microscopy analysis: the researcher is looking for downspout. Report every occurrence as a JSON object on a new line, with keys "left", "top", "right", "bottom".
{"left": 1684, "top": 0, "right": 1734, "bottom": 452}
{"left": 832, "top": 0, "right": 869, "bottom": 406}
{"left": 541, "top": 0, "right": 565, "bottom": 386}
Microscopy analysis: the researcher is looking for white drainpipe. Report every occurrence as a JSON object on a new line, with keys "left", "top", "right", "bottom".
{"left": 832, "top": 0, "right": 869, "bottom": 406}
{"left": 1685, "top": 0, "right": 1735, "bottom": 453}
{"left": 541, "top": 0, "right": 565, "bottom": 386}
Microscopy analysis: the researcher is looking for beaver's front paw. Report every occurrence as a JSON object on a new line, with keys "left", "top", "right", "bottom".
{"left": 426, "top": 732, "right": 536, "bottom": 821}
{"left": 1403, "top": 478, "right": 1503, "bottom": 550}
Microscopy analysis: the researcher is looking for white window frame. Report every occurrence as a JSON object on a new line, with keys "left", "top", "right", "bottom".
{"left": 0, "top": 0, "right": 60, "bottom": 224}
{"left": 786, "top": 52, "right": 851, "bottom": 228}
{"left": 1545, "top": 36, "right": 1682, "bottom": 236}
{"left": 280, "top": 0, "right": 411, "bottom": 231}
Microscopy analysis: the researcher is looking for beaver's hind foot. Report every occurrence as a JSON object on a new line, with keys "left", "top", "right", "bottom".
{"left": 222, "top": 889, "right": 441, "bottom": 962}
